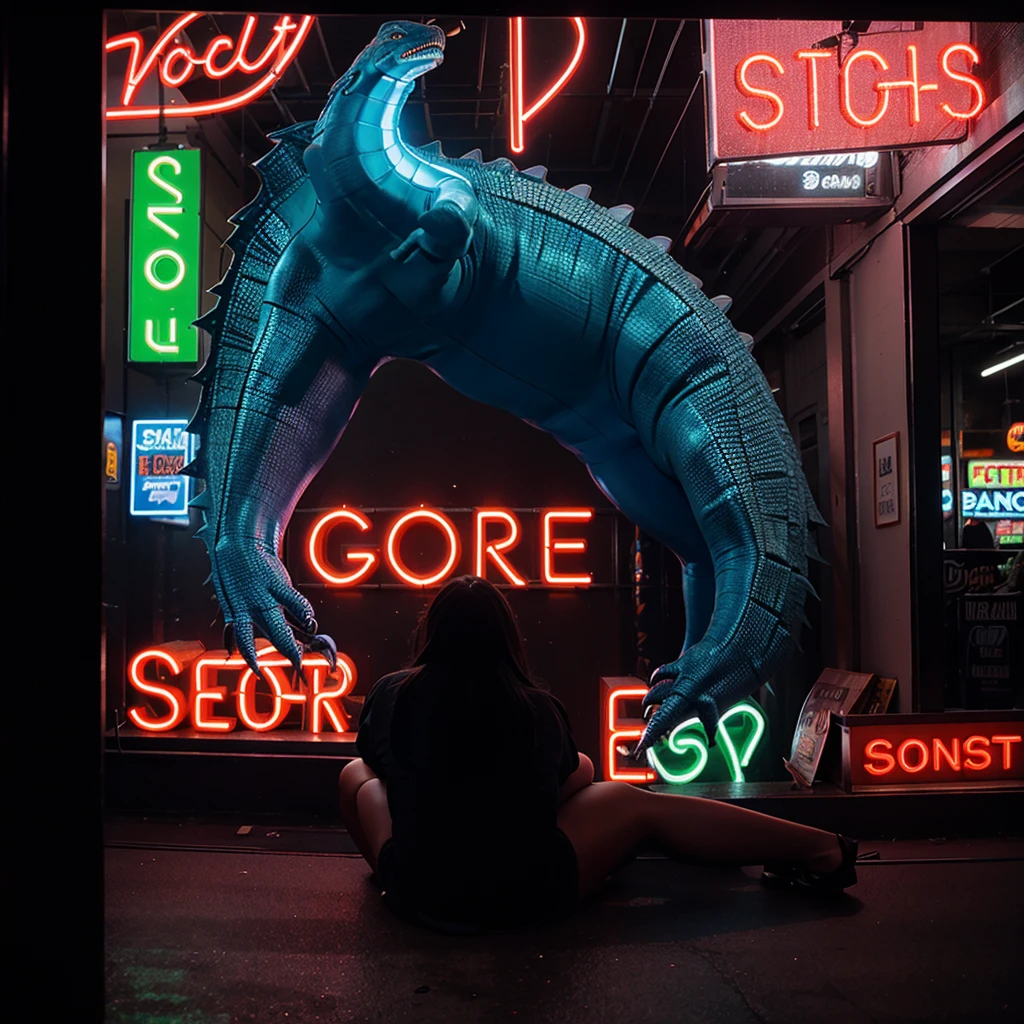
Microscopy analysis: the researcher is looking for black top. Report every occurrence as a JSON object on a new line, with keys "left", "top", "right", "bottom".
{"left": 356, "top": 667, "right": 580, "bottom": 925}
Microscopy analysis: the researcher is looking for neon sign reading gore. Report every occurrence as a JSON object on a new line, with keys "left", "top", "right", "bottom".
{"left": 706, "top": 21, "right": 984, "bottom": 163}
{"left": 106, "top": 12, "right": 314, "bottom": 120}
{"left": 127, "top": 640, "right": 356, "bottom": 734}
{"left": 289, "top": 507, "right": 599, "bottom": 589}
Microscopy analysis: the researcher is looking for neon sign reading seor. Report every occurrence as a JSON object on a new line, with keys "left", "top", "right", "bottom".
{"left": 105, "top": 12, "right": 315, "bottom": 120}
{"left": 127, "top": 641, "right": 357, "bottom": 734}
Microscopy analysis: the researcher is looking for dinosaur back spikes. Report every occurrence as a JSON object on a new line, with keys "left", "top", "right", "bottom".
{"left": 649, "top": 235, "right": 672, "bottom": 251}
{"left": 686, "top": 272, "right": 703, "bottom": 290}
{"left": 522, "top": 165, "right": 548, "bottom": 180}
{"left": 739, "top": 332, "right": 755, "bottom": 350}
{"left": 711, "top": 295, "right": 733, "bottom": 313}
{"left": 567, "top": 183, "right": 592, "bottom": 199}
{"left": 421, "top": 140, "right": 444, "bottom": 158}
{"left": 461, "top": 148, "right": 483, "bottom": 162}
{"left": 608, "top": 204, "right": 634, "bottom": 225}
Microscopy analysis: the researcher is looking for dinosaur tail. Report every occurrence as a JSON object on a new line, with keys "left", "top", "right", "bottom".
{"left": 183, "top": 121, "right": 318, "bottom": 619}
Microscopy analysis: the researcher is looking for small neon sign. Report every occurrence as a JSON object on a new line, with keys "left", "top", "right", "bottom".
{"left": 130, "top": 419, "right": 197, "bottom": 519}
{"left": 601, "top": 680, "right": 767, "bottom": 785}
{"left": 129, "top": 148, "right": 201, "bottom": 364}
{"left": 106, "top": 13, "right": 315, "bottom": 120}
{"left": 127, "top": 642, "right": 356, "bottom": 734}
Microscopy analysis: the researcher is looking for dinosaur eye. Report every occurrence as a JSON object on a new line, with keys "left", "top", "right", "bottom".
{"left": 391, "top": 32, "right": 404, "bottom": 39}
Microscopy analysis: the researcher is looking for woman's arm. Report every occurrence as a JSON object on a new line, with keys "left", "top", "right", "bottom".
{"left": 559, "top": 753, "right": 595, "bottom": 804}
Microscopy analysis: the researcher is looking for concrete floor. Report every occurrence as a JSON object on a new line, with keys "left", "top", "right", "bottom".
{"left": 105, "top": 834, "right": 1023, "bottom": 1024}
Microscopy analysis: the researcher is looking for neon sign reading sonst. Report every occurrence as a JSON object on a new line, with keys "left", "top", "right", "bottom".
{"left": 706, "top": 21, "right": 985, "bottom": 164}
{"left": 106, "top": 12, "right": 315, "bottom": 120}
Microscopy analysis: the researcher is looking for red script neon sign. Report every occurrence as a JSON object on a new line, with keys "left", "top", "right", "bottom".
{"left": 508, "top": 17, "right": 586, "bottom": 155}
{"left": 106, "top": 12, "right": 315, "bottom": 120}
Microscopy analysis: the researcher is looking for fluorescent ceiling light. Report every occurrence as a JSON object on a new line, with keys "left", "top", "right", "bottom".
{"left": 981, "top": 352, "right": 1024, "bottom": 377}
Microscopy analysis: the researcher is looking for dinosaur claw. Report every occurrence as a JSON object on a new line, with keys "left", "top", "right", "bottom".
{"left": 306, "top": 633, "right": 338, "bottom": 673}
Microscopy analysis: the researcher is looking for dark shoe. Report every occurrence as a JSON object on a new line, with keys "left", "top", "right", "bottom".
{"left": 761, "top": 834, "right": 859, "bottom": 893}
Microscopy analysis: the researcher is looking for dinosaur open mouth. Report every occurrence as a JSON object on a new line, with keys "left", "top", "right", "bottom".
{"left": 400, "top": 42, "right": 443, "bottom": 60}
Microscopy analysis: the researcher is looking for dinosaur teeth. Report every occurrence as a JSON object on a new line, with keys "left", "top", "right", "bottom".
{"left": 711, "top": 294, "right": 733, "bottom": 313}
{"left": 522, "top": 165, "right": 548, "bottom": 180}
{"left": 566, "top": 183, "right": 592, "bottom": 199}
{"left": 686, "top": 271, "right": 703, "bottom": 289}
{"left": 649, "top": 235, "right": 672, "bottom": 251}
{"left": 608, "top": 204, "right": 634, "bottom": 225}
{"left": 460, "top": 148, "right": 483, "bottom": 162}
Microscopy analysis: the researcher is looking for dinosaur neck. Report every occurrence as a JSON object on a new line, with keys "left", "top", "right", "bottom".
{"left": 314, "top": 70, "right": 468, "bottom": 235}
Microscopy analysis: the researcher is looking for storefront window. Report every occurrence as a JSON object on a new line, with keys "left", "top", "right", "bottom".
{"left": 937, "top": 175, "right": 1023, "bottom": 710}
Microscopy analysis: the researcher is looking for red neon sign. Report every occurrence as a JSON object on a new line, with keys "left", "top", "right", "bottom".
{"left": 105, "top": 13, "right": 315, "bottom": 120}
{"left": 601, "top": 679, "right": 657, "bottom": 783}
{"left": 300, "top": 506, "right": 596, "bottom": 589}
{"left": 707, "top": 21, "right": 984, "bottom": 163}
{"left": 128, "top": 642, "right": 356, "bottom": 734}
{"left": 508, "top": 17, "right": 586, "bottom": 155}
{"left": 847, "top": 718, "right": 1023, "bottom": 788}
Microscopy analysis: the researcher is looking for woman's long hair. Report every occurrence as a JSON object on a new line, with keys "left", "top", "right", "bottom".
{"left": 393, "top": 576, "right": 543, "bottom": 759}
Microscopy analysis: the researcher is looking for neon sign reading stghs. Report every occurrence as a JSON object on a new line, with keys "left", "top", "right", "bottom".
{"left": 706, "top": 21, "right": 986, "bottom": 164}
{"left": 105, "top": 13, "right": 315, "bottom": 120}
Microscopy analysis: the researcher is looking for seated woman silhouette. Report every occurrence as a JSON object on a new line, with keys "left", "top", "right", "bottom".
{"left": 339, "top": 575, "right": 857, "bottom": 933}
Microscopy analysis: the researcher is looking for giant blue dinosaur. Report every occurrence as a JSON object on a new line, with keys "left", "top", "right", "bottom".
{"left": 184, "top": 20, "right": 824, "bottom": 755}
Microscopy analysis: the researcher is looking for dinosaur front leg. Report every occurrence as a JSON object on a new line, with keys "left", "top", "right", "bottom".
{"left": 390, "top": 176, "right": 479, "bottom": 265}
{"left": 195, "top": 298, "right": 369, "bottom": 680}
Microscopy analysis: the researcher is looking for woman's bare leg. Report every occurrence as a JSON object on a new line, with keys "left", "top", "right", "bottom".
{"left": 338, "top": 759, "right": 392, "bottom": 870}
{"left": 557, "top": 781, "right": 844, "bottom": 900}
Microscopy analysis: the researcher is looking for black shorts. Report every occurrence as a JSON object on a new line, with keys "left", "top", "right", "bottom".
{"left": 376, "top": 828, "right": 579, "bottom": 934}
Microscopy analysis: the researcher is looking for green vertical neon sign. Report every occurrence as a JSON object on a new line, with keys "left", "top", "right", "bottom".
{"left": 128, "top": 148, "right": 201, "bottom": 363}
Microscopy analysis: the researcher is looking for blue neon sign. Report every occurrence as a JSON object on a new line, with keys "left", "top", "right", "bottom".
{"left": 130, "top": 419, "right": 197, "bottom": 520}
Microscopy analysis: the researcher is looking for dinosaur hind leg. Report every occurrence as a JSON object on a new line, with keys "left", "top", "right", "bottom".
{"left": 586, "top": 439, "right": 716, "bottom": 655}
{"left": 633, "top": 383, "right": 812, "bottom": 754}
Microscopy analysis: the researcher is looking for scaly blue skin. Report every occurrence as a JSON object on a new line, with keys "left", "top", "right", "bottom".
{"left": 185, "top": 21, "right": 826, "bottom": 755}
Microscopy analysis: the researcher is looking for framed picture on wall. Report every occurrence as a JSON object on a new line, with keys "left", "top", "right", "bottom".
{"left": 873, "top": 432, "right": 901, "bottom": 528}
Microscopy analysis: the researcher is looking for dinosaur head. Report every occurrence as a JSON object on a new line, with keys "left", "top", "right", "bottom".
{"left": 355, "top": 21, "right": 446, "bottom": 83}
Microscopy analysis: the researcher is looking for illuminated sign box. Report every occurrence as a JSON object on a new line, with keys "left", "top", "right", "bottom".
{"left": 129, "top": 148, "right": 202, "bottom": 364}
{"left": 966, "top": 460, "right": 1024, "bottom": 489}
{"left": 130, "top": 419, "right": 197, "bottom": 520}
{"left": 704, "top": 20, "right": 983, "bottom": 167}
{"left": 835, "top": 711, "right": 1023, "bottom": 792}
